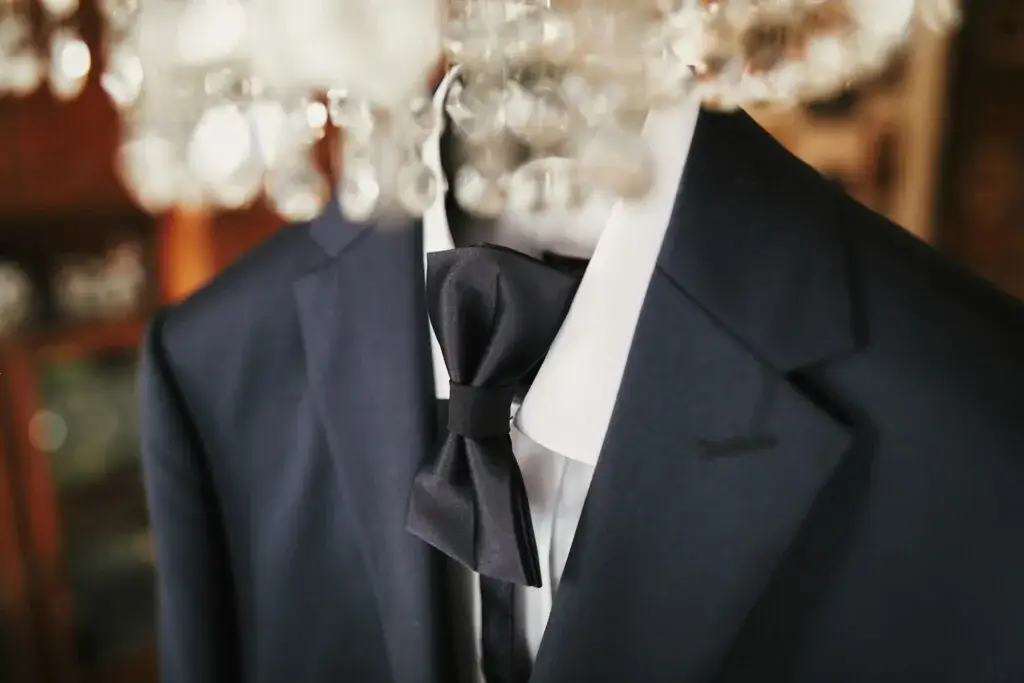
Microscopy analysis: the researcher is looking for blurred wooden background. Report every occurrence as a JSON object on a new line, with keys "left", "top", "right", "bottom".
{"left": 0, "top": 2, "right": 1022, "bottom": 683}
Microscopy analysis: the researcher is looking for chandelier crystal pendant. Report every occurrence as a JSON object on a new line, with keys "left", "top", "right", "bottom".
{"left": 119, "top": 0, "right": 960, "bottom": 222}
{"left": 0, "top": 0, "right": 92, "bottom": 101}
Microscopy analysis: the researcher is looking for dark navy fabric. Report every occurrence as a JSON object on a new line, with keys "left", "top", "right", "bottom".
{"left": 140, "top": 108, "right": 1024, "bottom": 683}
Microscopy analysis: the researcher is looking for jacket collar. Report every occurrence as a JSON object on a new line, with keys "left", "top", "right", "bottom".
{"left": 658, "top": 107, "right": 858, "bottom": 372}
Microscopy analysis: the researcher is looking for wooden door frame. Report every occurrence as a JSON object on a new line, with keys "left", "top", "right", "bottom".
{"left": 1, "top": 340, "right": 80, "bottom": 683}
{"left": 0, "top": 318, "right": 148, "bottom": 683}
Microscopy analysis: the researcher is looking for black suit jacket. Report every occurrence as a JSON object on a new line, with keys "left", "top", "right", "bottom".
{"left": 140, "top": 109, "right": 1024, "bottom": 683}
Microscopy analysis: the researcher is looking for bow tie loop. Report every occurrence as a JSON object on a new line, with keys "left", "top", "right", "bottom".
{"left": 448, "top": 382, "right": 517, "bottom": 438}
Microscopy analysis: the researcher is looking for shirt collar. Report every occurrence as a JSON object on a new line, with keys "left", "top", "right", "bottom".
{"left": 424, "top": 67, "right": 701, "bottom": 465}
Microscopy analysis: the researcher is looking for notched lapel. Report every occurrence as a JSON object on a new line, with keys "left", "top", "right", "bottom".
{"left": 533, "top": 274, "right": 853, "bottom": 683}
{"left": 293, "top": 207, "right": 451, "bottom": 683}
{"left": 533, "top": 109, "right": 861, "bottom": 683}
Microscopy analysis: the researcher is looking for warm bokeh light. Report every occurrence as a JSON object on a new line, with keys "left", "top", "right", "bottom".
{"left": 0, "top": 4, "right": 1021, "bottom": 683}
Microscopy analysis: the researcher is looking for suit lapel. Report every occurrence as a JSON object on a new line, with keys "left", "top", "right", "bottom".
{"left": 534, "top": 109, "right": 861, "bottom": 683}
{"left": 293, "top": 206, "right": 453, "bottom": 683}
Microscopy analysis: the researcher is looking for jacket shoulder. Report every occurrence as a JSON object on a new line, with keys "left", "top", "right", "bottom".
{"left": 843, "top": 195, "right": 1024, "bottom": 339}
{"left": 837, "top": 196, "right": 1024, "bottom": 436}
{"left": 161, "top": 222, "right": 321, "bottom": 333}
{"left": 150, "top": 221, "right": 325, "bottom": 382}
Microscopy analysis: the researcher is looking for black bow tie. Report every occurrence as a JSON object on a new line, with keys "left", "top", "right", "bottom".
{"left": 406, "top": 244, "right": 582, "bottom": 586}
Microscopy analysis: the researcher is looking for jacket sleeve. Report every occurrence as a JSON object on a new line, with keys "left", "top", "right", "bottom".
{"left": 139, "top": 310, "right": 240, "bottom": 683}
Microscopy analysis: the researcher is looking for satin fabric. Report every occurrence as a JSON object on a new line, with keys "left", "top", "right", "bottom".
{"left": 406, "top": 244, "right": 582, "bottom": 587}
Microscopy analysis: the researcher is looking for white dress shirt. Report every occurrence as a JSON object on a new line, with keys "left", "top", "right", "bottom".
{"left": 423, "top": 68, "right": 701, "bottom": 682}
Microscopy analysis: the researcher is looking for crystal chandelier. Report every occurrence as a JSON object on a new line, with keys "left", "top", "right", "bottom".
{"left": 0, "top": 0, "right": 92, "bottom": 100}
{"left": 111, "top": 0, "right": 959, "bottom": 223}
